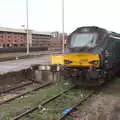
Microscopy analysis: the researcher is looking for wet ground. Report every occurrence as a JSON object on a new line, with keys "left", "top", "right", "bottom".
{"left": 69, "top": 79, "right": 120, "bottom": 120}
{"left": 0, "top": 55, "right": 51, "bottom": 75}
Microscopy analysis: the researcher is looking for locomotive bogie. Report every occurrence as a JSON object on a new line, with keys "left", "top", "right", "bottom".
{"left": 61, "top": 66, "right": 106, "bottom": 86}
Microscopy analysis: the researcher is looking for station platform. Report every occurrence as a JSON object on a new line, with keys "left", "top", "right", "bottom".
{"left": 0, "top": 55, "right": 51, "bottom": 75}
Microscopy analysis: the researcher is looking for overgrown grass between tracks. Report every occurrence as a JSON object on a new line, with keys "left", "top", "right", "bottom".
{"left": 0, "top": 80, "right": 71, "bottom": 120}
{"left": 21, "top": 88, "right": 93, "bottom": 120}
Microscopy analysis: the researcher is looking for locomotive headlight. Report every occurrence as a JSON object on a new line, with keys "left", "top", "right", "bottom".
{"left": 64, "top": 60, "right": 72, "bottom": 64}
{"left": 89, "top": 60, "right": 99, "bottom": 65}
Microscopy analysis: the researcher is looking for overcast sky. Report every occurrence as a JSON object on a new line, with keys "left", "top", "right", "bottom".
{"left": 0, "top": 0, "right": 120, "bottom": 33}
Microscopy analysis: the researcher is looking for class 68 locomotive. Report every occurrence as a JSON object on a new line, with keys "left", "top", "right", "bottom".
{"left": 51, "top": 26, "right": 120, "bottom": 86}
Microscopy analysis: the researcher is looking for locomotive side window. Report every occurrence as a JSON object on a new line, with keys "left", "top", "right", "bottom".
{"left": 114, "top": 40, "right": 120, "bottom": 59}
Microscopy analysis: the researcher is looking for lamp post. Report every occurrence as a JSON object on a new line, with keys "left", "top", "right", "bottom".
{"left": 62, "top": 0, "right": 65, "bottom": 53}
{"left": 26, "top": 0, "right": 29, "bottom": 55}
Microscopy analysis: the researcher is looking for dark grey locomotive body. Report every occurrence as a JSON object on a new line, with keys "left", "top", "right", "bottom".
{"left": 64, "top": 26, "right": 120, "bottom": 86}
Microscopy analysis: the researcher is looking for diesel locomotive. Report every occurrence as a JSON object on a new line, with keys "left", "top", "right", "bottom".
{"left": 51, "top": 26, "right": 120, "bottom": 86}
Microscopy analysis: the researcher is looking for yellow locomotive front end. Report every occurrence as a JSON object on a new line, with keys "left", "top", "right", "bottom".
{"left": 51, "top": 52, "right": 102, "bottom": 86}
{"left": 52, "top": 53, "right": 100, "bottom": 68}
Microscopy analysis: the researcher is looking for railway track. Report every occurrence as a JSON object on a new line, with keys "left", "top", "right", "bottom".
{"left": 0, "top": 81, "right": 33, "bottom": 94}
{"left": 12, "top": 85, "right": 103, "bottom": 120}
{"left": 12, "top": 86, "right": 75, "bottom": 120}
{"left": 0, "top": 79, "right": 104, "bottom": 120}
{"left": 59, "top": 84, "right": 106, "bottom": 120}
{"left": 11, "top": 86, "right": 96, "bottom": 120}
{"left": 59, "top": 90, "right": 96, "bottom": 120}
{"left": 0, "top": 80, "right": 70, "bottom": 119}
{"left": 0, "top": 81, "right": 52, "bottom": 105}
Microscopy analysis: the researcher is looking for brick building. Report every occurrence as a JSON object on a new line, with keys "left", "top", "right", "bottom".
{"left": 0, "top": 27, "right": 51, "bottom": 49}
{"left": 0, "top": 27, "right": 26, "bottom": 48}
{"left": 0, "top": 27, "right": 67, "bottom": 51}
{"left": 32, "top": 31, "right": 51, "bottom": 48}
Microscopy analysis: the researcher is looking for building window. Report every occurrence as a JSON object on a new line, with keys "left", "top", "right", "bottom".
{"left": 8, "top": 36, "right": 10, "bottom": 38}
{"left": 7, "top": 44, "right": 10, "bottom": 47}
{"left": 0, "top": 44, "right": 3, "bottom": 48}
{"left": 14, "top": 44, "right": 18, "bottom": 47}
{"left": 20, "top": 44, "right": 24, "bottom": 47}
{"left": 3, "top": 44, "right": 5, "bottom": 48}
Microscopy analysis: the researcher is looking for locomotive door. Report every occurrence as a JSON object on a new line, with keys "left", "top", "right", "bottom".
{"left": 104, "top": 37, "right": 115, "bottom": 69}
{"left": 105, "top": 36, "right": 120, "bottom": 70}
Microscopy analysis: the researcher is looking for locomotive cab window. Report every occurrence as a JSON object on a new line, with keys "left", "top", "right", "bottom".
{"left": 68, "top": 31, "right": 106, "bottom": 53}
{"left": 70, "top": 33, "right": 97, "bottom": 47}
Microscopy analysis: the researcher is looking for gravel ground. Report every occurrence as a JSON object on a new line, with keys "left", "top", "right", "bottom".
{"left": 70, "top": 80, "right": 120, "bottom": 120}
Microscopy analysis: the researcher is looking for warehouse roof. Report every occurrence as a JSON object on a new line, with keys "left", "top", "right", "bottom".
{"left": 0, "top": 27, "right": 51, "bottom": 35}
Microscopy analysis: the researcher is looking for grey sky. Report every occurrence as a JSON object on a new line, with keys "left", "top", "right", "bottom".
{"left": 0, "top": 0, "right": 120, "bottom": 33}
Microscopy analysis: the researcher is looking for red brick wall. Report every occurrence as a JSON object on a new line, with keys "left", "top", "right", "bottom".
{"left": 0, "top": 31, "right": 26, "bottom": 48}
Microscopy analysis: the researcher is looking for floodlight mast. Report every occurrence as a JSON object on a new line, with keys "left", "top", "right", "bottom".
{"left": 26, "top": 0, "right": 29, "bottom": 55}
{"left": 62, "top": 0, "right": 65, "bottom": 53}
